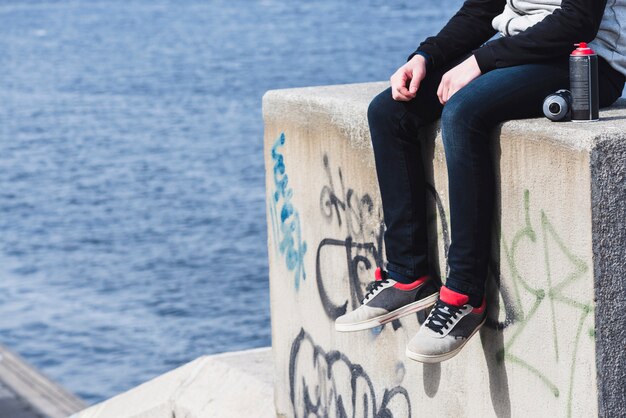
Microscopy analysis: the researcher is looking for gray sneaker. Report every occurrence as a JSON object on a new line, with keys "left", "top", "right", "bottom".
{"left": 335, "top": 267, "right": 439, "bottom": 332}
{"left": 406, "top": 285, "right": 486, "bottom": 363}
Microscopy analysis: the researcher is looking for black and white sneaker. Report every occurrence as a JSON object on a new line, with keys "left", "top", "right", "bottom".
{"left": 335, "top": 267, "right": 439, "bottom": 332}
{"left": 406, "top": 285, "right": 486, "bottom": 363}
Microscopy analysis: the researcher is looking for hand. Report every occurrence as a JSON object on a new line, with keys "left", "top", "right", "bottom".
{"left": 437, "top": 55, "right": 482, "bottom": 105}
{"left": 390, "top": 55, "right": 427, "bottom": 101}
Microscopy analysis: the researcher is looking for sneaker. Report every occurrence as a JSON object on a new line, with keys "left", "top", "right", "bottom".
{"left": 405, "top": 285, "right": 486, "bottom": 363}
{"left": 334, "top": 267, "right": 439, "bottom": 332}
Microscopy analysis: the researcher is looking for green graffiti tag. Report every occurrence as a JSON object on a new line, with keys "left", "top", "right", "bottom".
{"left": 499, "top": 190, "right": 593, "bottom": 418}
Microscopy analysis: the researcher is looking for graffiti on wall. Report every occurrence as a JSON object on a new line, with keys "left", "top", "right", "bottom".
{"left": 316, "top": 154, "right": 385, "bottom": 320}
{"left": 315, "top": 155, "right": 446, "bottom": 332}
{"left": 319, "top": 154, "right": 381, "bottom": 243}
{"left": 492, "top": 190, "right": 593, "bottom": 418}
{"left": 269, "top": 133, "right": 307, "bottom": 289}
{"left": 272, "top": 141, "right": 595, "bottom": 416}
{"left": 312, "top": 155, "right": 594, "bottom": 417}
{"left": 289, "top": 328, "right": 411, "bottom": 418}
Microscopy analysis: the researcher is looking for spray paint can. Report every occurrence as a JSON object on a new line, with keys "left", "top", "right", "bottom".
{"left": 570, "top": 42, "right": 599, "bottom": 122}
{"left": 543, "top": 89, "right": 572, "bottom": 121}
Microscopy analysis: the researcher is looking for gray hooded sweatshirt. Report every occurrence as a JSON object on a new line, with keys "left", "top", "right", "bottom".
{"left": 493, "top": 0, "right": 626, "bottom": 76}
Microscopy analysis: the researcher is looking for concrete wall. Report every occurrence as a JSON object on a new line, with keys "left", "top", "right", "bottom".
{"left": 73, "top": 347, "right": 275, "bottom": 418}
{"left": 263, "top": 82, "right": 626, "bottom": 418}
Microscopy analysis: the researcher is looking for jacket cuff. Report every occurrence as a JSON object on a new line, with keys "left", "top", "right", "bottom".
{"left": 408, "top": 43, "right": 441, "bottom": 67}
{"left": 472, "top": 44, "right": 498, "bottom": 73}
{"left": 408, "top": 50, "right": 434, "bottom": 71}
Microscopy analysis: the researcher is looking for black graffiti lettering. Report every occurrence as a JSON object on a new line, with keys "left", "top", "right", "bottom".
{"left": 320, "top": 154, "right": 379, "bottom": 242}
{"left": 316, "top": 237, "right": 382, "bottom": 320}
{"left": 316, "top": 156, "right": 450, "bottom": 332}
{"left": 311, "top": 150, "right": 594, "bottom": 415}
{"left": 289, "top": 328, "right": 411, "bottom": 418}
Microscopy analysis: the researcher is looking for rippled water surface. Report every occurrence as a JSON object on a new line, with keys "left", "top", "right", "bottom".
{"left": 0, "top": 0, "right": 464, "bottom": 403}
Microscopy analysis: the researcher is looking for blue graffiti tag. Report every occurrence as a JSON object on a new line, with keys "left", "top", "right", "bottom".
{"left": 269, "top": 133, "right": 307, "bottom": 289}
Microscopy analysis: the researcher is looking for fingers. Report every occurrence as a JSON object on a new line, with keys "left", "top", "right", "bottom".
{"left": 437, "top": 77, "right": 446, "bottom": 105}
{"left": 408, "top": 68, "right": 421, "bottom": 95}
{"left": 397, "top": 69, "right": 412, "bottom": 99}
{"left": 437, "top": 73, "right": 458, "bottom": 105}
{"left": 438, "top": 58, "right": 482, "bottom": 104}
{"left": 396, "top": 84, "right": 412, "bottom": 100}
{"left": 390, "top": 69, "right": 412, "bottom": 101}
{"left": 447, "top": 85, "right": 459, "bottom": 102}
{"left": 391, "top": 83, "right": 411, "bottom": 101}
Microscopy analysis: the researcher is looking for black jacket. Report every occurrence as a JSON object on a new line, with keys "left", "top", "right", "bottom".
{"left": 410, "top": 0, "right": 607, "bottom": 73}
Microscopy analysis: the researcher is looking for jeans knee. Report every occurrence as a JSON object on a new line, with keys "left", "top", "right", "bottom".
{"left": 440, "top": 95, "right": 482, "bottom": 150}
{"left": 441, "top": 97, "right": 464, "bottom": 132}
{"left": 368, "top": 88, "right": 393, "bottom": 121}
{"left": 368, "top": 88, "right": 409, "bottom": 153}
{"left": 368, "top": 88, "right": 404, "bottom": 132}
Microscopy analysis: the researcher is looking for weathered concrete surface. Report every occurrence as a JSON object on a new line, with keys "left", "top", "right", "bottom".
{"left": 590, "top": 132, "right": 626, "bottom": 418}
{"left": 263, "top": 82, "right": 626, "bottom": 418}
{"left": 0, "top": 343, "right": 85, "bottom": 418}
{"left": 74, "top": 347, "right": 274, "bottom": 418}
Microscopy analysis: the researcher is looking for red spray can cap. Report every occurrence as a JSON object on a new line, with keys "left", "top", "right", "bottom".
{"left": 571, "top": 42, "right": 596, "bottom": 56}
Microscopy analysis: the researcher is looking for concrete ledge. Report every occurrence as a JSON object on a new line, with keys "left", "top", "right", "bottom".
{"left": 0, "top": 344, "right": 85, "bottom": 418}
{"left": 74, "top": 347, "right": 275, "bottom": 418}
{"left": 264, "top": 82, "right": 626, "bottom": 417}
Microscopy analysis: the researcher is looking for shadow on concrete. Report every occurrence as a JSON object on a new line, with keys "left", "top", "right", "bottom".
{"left": 422, "top": 363, "right": 441, "bottom": 398}
{"left": 421, "top": 123, "right": 447, "bottom": 290}
{"left": 0, "top": 396, "right": 41, "bottom": 418}
{"left": 418, "top": 124, "right": 515, "bottom": 408}
{"left": 419, "top": 124, "right": 445, "bottom": 399}
{"left": 596, "top": 115, "right": 626, "bottom": 122}
{"left": 479, "top": 127, "right": 512, "bottom": 418}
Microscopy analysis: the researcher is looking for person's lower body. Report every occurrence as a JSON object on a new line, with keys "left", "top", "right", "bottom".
{"left": 367, "top": 50, "right": 625, "bottom": 362}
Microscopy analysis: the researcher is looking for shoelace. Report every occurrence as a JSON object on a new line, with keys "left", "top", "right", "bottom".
{"left": 425, "top": 299, "right": 464, "bottom": 334}
{"left": 362, "top": 279, "right": 390, "bottom": 303}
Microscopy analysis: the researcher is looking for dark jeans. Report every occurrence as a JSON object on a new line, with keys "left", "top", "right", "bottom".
{"left": 368, "top": 50, "right": 625, "bottom": 300}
